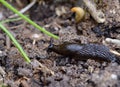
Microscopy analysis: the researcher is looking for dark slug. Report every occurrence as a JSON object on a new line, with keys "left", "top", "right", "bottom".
{"left": 47, "top": 42, "right": 119, "bottom": 63}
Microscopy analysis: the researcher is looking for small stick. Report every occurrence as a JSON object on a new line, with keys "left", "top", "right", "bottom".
{"left": 105, "top": 38, "right": 120, "bottom": 47}
{"left": 0, "top": 66, "right": 6, "bottom": 77}
{"left": 38, "top": 62, "right": 54, "bottom": 75}
{"left": 9, "top": 0, "right": 37, "bottom": 18}
{"left": 6, "top": 35, "right": 11, "bottom": 49}
{"left": 31, "top": 60, "right": 54, "bottom": 75}
{"left": 110, "top": 50, "right": 120, "bottom": 56}
{"left": 83, "top": 0, "right": 105, "bottom": 23}
{"left": 20, "top": 79, "right": 29, "bottom": 87}
{"left": 5, "top": 25, "right": 11, "bottom": 49}
{"left": 16, "top": 0, "right": 24, "bottom": 7}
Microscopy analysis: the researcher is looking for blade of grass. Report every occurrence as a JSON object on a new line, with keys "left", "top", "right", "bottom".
{"left": 0, "top": 23, "right": 31, "bottom": 63}
{"left": 0, "top": 0, "right": 59, "bottom": 39}
{"left": 0, "top": 15, "right": 28, "bottom": 23}
{"left": 0, "top": 17, "right": 23, "bottom": 23}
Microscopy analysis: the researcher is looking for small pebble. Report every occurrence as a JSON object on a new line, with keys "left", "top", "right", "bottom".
{"left": 111, "top": 74, "right": 117, "bottom": 80}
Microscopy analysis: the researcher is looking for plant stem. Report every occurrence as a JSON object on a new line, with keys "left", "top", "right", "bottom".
{"left": 0, "top": 17, "right": 23, "bottom": 23}
{"left": 0, "top": 0, "right": 59, "bottom": 39}
{"left": 0, "top": 23, "right": 31, "bottom": 63}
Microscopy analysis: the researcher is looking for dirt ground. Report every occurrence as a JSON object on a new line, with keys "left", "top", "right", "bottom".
{"left": 0, "top": 0, "right": 120, "bottom": 87}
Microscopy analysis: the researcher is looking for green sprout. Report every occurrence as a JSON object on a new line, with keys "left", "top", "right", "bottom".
{"left": 0, "top": 22, "right": 31, "bottom": 63}
{"left": 0, "top": 0, "right": 59, "bottom": 39}
{"left": 0, "top": 0, "right": 59, "bottom": 63}
{"left": 0, "top": 17, "right": 23, "bottom": 24}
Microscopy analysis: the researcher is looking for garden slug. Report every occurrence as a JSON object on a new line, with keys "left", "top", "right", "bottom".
{"left": 47, "top": 42, "right": 119, "bottom": 63}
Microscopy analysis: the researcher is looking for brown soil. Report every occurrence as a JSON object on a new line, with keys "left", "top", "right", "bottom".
{"left": 0, "top": 0, "right": 120, "bottom": 87}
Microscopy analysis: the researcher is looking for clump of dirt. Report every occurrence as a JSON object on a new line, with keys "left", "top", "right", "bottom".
{"left": 0, "top": 0, "right": 120, "bottom": 87}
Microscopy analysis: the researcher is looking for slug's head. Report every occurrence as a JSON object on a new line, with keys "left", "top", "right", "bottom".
{"left": 47, "top": 44, "right": 54, "bottom": 53}
{"left": 47, "top": 39, "right": 55, "bottom": 53}
{"left": 71, "top": 7, "right": 85, "bottom": 23}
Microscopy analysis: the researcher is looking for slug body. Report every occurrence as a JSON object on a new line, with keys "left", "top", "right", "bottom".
{"left": 48, "top": 43, "right": 117, "bottom": 62}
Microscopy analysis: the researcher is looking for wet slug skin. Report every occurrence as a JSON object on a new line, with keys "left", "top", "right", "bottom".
{"left": 47, "top": 42, "right": 119, "bottom": 63}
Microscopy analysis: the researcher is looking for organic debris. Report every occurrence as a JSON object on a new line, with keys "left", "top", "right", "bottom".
{"left": 0, "top": 0, "right": 120, "bottom": 86}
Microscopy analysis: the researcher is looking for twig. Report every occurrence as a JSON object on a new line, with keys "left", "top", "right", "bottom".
{"left": 20, "top": 79, "right": 29, "bottom": 87}
{"left": 105, "top": 38, "right": 120, "bottom": 47}
{"left": 110, "top": 50, "right": 120, "bottom": 56}
{"left": 9, "top": 0, "right": 37, "bottom": 18}
{"left": 0, "top": 66, "right": 6, "bottom": 77}
{"left": 31, "top": 60, "right": 54, "bottom": 75}
{"left": 16, "top": 0, "right": 24, "bottom": 7}
{"left": 83, "top": 0, "right": 105, "bottom": 23}
{"left": 37, "top": 61, "right": 54, "bottom": 75}
{"left": 6, "top": 35, "right": 11, "bottom": 49}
